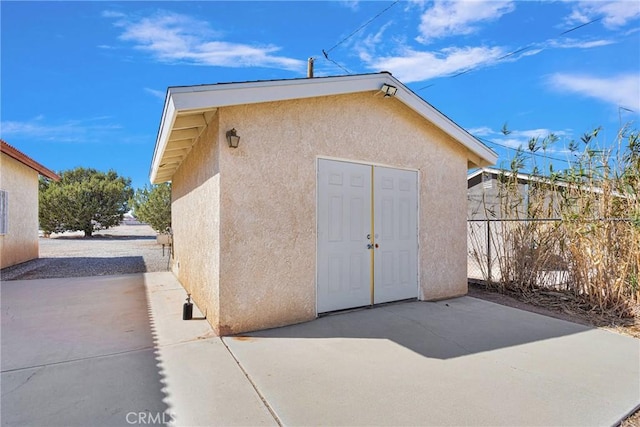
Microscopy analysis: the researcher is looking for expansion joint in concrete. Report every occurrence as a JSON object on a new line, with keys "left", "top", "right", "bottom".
{"left": 0, "top": 345, "right": 156, "bottom": 374}
{"left": 220, "top": 337, "right": 283, "bottom": 427}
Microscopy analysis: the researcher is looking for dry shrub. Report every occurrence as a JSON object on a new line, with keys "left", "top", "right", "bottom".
{"left": 478, "top": 127, "right": 639, "bottom": 318}
{"left": 559, "top": 128, "right": 640, "bottom": 316}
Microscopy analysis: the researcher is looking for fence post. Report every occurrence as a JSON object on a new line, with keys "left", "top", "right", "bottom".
{"left": 487, "top": 220, "right": 492, "bottom": 283}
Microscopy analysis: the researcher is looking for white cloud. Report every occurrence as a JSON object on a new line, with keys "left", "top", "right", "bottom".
{"left": 0, "top": 117, "right": 121, "bottom": 143}
{"left": 144, "top": 88, "right": 166, "bottom": 100}
{"left": 365, "top": 45, "right": 504, "bottom": 82}
{"left": 468, "top": 126, "right": 496, "bottom": 137}
{"left": 511, "top": 128, "right": 569, "bottom": 139}
{"left": 358, "top": 22, "right": 393, "bottom": 63}
{"left": 105, "top": 10, "right": 305, "bottom": 72}
{"left": 471, "top": 126, "right": 572, "bottom": 152}
{"left": 548, "top": 73, "right": 640, "bottom": 110}
{"left": 549, "top": 38, "right": 615, "bottom": 49}
{"left": 102, "top": 10, "right": 126, "bottom": 19}
{"left": 566, "top": 1, "right": 640, "bottom": 29}
{"left": 339, "top": 0, "right": 360, "bottom": 11}
{"left": 417, "top": 0, "right": 515, "bottom": 43}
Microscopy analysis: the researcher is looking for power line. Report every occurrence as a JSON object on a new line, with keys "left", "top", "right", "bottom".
{"left": 324, "top": 1, "right": 400, "bottom": 55}
{"left": 322, "top": 50, "right": 352, "bottom": 74}
{"left": 477, "top": 136, "right": 573, "bottom": 164}
{"left": 415, "top": 15, "right": 603, "bottom": 92}
{"left": 321, "top": 1, "right": 399, "bottom": 74}
{"left": 559, "top": 17, "right": 602, "bottom": 35}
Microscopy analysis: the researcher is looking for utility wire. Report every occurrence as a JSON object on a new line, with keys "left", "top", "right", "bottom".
{"left": 324, "top": 1, "right": 400, "bottom": 54}
{"left": 415, "top": 16, "right": 603, "bottom": 92}
{"left": 559, "top": 17, "right": 602, "bottom": 35}
{"left": 476, "top": 136, "right": 573, "bottom": 164}
{"left": 322, "top": 49, "right": 352, "bottom": 74}
{"left": 321, "top": 1, "right": 399, "bottom": 74}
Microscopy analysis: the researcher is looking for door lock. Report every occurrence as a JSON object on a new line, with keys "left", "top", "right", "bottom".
{"left": 367, "top": 244, "right": 373, "bottom": 249}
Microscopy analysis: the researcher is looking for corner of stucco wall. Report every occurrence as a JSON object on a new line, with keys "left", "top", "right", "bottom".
{"left": 170, "top": 114, "right": 222, "bottom": 332}
{"left": 216, "top": 106, "right": 318, "bottom": 335}
{"left": 419, "top": 147, "right": 469, "bottom": 301}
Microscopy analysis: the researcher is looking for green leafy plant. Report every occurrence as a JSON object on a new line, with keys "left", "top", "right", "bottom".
{"left": 131, "top": 183, "right": 171, "bottom": 233}
{"left": 39, "top": 167, "right": 133, "bottom": 237}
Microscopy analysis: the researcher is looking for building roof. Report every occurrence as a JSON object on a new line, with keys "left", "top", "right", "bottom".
{"left": 150, "top": 72, "right": 498, "bottom": 184}
{"left": 467, "top": 167, "right": 626, "bottom": 198}
{"left": 0, "top": 140, "right": 60, "bottom": 181}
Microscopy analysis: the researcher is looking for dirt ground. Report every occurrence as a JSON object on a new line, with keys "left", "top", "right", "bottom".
{"left": 468, "top": 281, "right": 640, "bottom": 426}
{"left": 1, "top": 224, "right": 170, "bottom": 281}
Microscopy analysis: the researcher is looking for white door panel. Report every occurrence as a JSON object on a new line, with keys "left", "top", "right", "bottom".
{"left": 317, "top": 160, "right": 418, "bottom": 313}
{"left": 317, "top": 159, "right": 372, "bottom": 312}
{"left": 373, "top": 166, "right": 418, "bottom": 304}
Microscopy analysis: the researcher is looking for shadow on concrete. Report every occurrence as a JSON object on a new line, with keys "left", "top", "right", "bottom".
{"left": 1, "top": 274, "right": 172, "bottom": 426}
{"left": 2, "top": 256, "right": 148, "bottom": 281}
{"left": 240, "top": 297, "right": 593, "bottom": 359}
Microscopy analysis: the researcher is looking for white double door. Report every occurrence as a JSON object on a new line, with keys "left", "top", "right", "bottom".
{"left": 317, "top": 159, "right": 418, "bottom": 313}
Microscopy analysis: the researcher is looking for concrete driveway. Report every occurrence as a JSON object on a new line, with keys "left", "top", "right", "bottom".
{"left": 2, "top": 272, "right": 639, "bottom": 426}
{"left": 1, "top": 272, "right": 274, "bottom": 427}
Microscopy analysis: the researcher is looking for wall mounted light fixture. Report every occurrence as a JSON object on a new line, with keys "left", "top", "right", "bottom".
{"left": 226, "top": 128, "right": 240, "bottom": 148}
{"left": 380, "top": 83, "right": 398, "bottom": 98}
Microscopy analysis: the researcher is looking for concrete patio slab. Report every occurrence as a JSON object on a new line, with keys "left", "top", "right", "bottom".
{"left": 224, "top": 298, "right": 640, "bottom": 426}
{"left": 3, "top": 272, "right": 638, "bottom": 426}
{"left": 1, "top": 272, "right": 275, "bottom": 427}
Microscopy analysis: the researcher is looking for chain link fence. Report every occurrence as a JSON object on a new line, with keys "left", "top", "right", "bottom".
{"left": 468, "top": 218, "right": 637, "bottom": 291}
{"left": 468, "top": 218, "right": 568, "bottom": 286}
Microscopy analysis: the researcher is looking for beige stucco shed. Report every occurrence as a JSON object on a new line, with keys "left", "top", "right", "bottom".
{"left": 150, "top": 72, "right": 497, "bottom": 335}
{"left": 0, "top": 139, "right": 60, "bottom": 269}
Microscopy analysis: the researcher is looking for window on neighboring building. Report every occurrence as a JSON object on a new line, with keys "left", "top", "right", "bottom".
{"left": 482, "top": 172, "right": 493, "bottom": 189}
{"left": 0, "top": 190, "right": 7, "bottom": 235}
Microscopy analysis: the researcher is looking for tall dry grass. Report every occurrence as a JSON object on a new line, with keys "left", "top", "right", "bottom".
{"left": 473, "top": 126, "right": 639, "bottom": 317}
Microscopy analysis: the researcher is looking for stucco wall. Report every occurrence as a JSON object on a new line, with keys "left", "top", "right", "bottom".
{"left": 171, "top": 114, "right": 221, "bottom": 327}
{"left": 0, "top": 153, "right": 39, "bottom": 268}
{"left": 214, "top": 91, "right": 470, "bottom": 334}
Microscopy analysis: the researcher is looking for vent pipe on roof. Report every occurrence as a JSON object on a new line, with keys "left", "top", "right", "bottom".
{"left": 307, "top": 57, "right": 314, "bottom": 78}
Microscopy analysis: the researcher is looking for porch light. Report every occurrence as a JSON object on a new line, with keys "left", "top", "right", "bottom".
{"left": 226, "top": 128, "right": 240, "bottom": 148}
{"left": 380, "top": 83, "right": 397, "bottom": 98}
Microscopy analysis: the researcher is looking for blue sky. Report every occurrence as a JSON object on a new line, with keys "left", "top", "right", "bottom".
{"left": 2, "top": 1, "right": 639, "bottom": 190}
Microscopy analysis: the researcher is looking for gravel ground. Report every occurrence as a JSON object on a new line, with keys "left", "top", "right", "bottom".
{"left": 1, "top": 224, "right": 171, "bottom": 281}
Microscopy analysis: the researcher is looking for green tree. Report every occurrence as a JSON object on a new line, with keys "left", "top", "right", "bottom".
{"left": 131, "top": 183, "right": 171, "bottom": 233}
{"left": 39, "top": 167, "right": 134, "bottom": 237}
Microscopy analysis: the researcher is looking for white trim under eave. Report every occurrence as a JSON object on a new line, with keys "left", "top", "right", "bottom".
{"left": 149, "top": 73, "right": 498, "bottom": 182}
{"left": 394, "top": 89, "right": 498, "bottom": 167}
{"left": 150, "top": 98, "right": 177, "bottom": 184}
{"left": 169, "top": 74, "right": 392, "bottom": 112}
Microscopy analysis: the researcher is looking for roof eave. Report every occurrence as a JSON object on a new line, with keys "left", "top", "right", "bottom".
{"left": 0, "top": 140, "right": 60, "bottom": 181}
{"left": 149, "top": 73, "right": 498, "bottom": 182}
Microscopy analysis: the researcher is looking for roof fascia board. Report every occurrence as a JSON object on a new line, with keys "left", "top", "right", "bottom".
{"left": 0, "top": 141, "right": 60, "bottom": 181}
{"left": 393, "top": 85, "right": 498, "bottom": 166}
{"left": 150, "top": 73, "right": 499, "bottom": 182}
{"left": 150, "top": 97, "right": 177, "bottom": 184}
{"left": 169, "top": 74, "right": 388, "bottom": 112}
{"left": 467, "top": 168, "right": 485, "bottom": 181}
